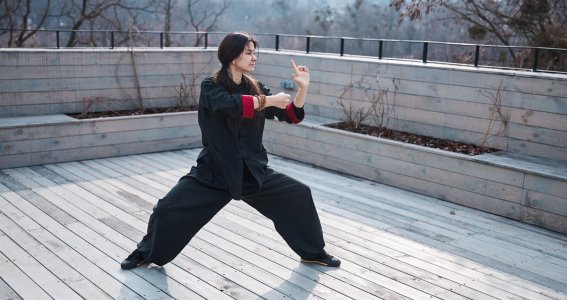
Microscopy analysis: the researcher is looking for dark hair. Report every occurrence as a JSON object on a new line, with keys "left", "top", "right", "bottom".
{"left": 213, "top": 32, "right": 262, "bottom": 95}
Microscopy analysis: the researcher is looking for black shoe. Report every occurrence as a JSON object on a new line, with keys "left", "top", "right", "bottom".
{"left": 121, "top": 249, "right": 146, "bottom": 270}
{"left": 301, "top": 250, "right": 341, "bottom": 267}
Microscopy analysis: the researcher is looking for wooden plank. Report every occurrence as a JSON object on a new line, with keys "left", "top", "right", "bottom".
{"left": 1, "top": 124, "right": 199, "bottom": 155}
{"left": 508, "top": 111, "right": 567, "bottom": 133}
{"left": 477, "top": 152, "right": 567, "bottom": 180}
{"left": 0, "top": 276, "right": 22, "bottom": 300}
{"left": 103, "top": 154, "right": 400, "bottom": 298}
{"left": 195, "top": 225, "right": 356, "bottom": 299}
{"left": 506, "top": 139, "right": 567, "bottom": 162}
{"left": 1, "top": 112, "right": 198, "bottom": 142}
{"left": 0, "top": 250, "right": 50, "bottom": 300}
{"left": 71, "top": 152, "right": 398, "bottom": 300}
{"left": 227, "top": 196, "right": 567, "bottom": 300}
{"left": 222, "top": 202, "right": 517, "bottom": 299}
{"left": 31, "top": 163, "right": 286, "bottom": 299}
{"left": 0, "top": 114, "right": 77, "bottom": 127}
{"left": 265, "top": 154, "right": 567, "bottom": 261}
{"left": 266, "top": 131, "right": 524, "bottom": 203}
{"left": 2, "top": 168, "right": 231, "bottom": 300}
{"left": 0, "top": 206, "right": 112, "bottom": 299}
{"left": 0, "top": 137, "right": 201, "bottom": 169}
{"left": 0, "top": 49, "right": 216, "bottom": 67}
{"left": 0, "top": 234, "right": 83, "bottom": 299}
{"left": 75, "top": 173, "right": 342, "bottom": 300}
{"left": 0, "top": 181, "right": 166, "bottom": 299}
{"left": 156, "top": 151, "right": 567, "bottom": 298}
{"left": 0, "top": 85, "right": 200, "bottom": 108}
{"left": 65, "top": 222, "right": 207, "bottom": 300}
{"left": 0, "top": 73, "right": 204, "bottom": 93}
{"left": 259, "top": 51, "right": 567, "bottom": 97}
{"left": 4, "top": 149, "right": 567, "bottom": 298}
{"left": 265, "top": 120, "right": 524, "bottom": 186}
{"left": 0, "top": 61, "right": 214, "bottom": 80}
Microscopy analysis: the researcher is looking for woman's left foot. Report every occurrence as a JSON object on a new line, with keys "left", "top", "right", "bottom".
{"left": 301, "top": 250, "right": 341, "bottom": 267}
{"left": 121, "top": 249, "right": 146, "bottom": 270}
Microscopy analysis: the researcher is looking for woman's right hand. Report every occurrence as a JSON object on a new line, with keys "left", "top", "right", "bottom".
{"left": 267, "top": 92, "right": 291, "bottom": 109}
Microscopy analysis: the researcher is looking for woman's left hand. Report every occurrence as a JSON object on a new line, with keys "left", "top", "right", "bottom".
{"left": 290, "top": 59, "right": 310, "bottom": 89}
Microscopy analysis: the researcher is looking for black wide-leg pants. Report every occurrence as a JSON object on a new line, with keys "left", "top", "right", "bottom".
{"left": 136, "top": 167, "right": 326, "bottom": 266}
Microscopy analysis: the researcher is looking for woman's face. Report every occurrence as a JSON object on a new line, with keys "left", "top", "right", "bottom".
{"left": 232, "top": 41, "right": 257, "bottom": 74}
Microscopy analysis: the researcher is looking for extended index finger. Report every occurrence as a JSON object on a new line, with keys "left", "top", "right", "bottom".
{"left": 290, "top": 59, "right": 300, "bottom": 72}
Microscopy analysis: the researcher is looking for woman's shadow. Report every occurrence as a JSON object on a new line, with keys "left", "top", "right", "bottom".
{"left": 118, "top": 264, "right": 171, "bottom": 299}
{"left": 260, "top": 265, "right": 323, "bottom": 300}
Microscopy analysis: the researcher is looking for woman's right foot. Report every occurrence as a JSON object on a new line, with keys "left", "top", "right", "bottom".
{"left": 121, "top": 249, "right": 146, "bottom": 270}
{"left": 301, "top": 250, "right": 341, "bottom": 267}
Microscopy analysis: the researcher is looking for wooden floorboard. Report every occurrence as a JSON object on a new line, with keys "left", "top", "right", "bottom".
{"left": 1, "top": 150, "right": 566, "bottom": 300}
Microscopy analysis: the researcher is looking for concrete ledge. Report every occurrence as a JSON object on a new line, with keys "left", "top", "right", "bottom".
{"left": 0, "top": 112, "right": 201, "bottom": 168}
{"left": 264, "top": 117, "right": 567, "bottom": 234}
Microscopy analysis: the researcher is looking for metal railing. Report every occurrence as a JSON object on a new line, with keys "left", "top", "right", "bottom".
{"left": 2, "top": 28, "right": 566, "bottom": 73}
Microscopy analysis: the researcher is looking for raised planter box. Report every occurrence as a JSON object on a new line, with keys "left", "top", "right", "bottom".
{"left": 264, "top": 117, "right": 567, "bottom": 234}
{"left": 0, "top": 111, "right": 201, "bottom": 169}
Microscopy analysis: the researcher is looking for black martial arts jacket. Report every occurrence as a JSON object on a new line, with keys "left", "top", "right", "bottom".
{"left": 187, "top": 77, "right": 304, "bottom": 199}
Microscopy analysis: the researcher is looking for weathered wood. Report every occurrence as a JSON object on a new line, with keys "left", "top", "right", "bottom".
{"left": 0, "top": 205, "right": 112, "bottom": 299}
{"left": 1, "top": 112, "right": 198, "bottom": 142}
{"left": 0, "top": 112, "right": 201, "bottom": 168}
{"left": 0, "top": 231, "right": 83, "bottom": 299}
{"left": 0, "top": 276, "right": 22, "bottom": 300}
{"left": 28, "top": 163, "right": 293, "bottom": 299}
{"left": 2, "top": 49, "right": 565, "bottom": 161}
{"left": 264, "top": 118, "right": 567, "bottom": 233}
{"left": 0, "top": 248, "right": 51, "bottom": 300}
{"left": 3, "top": 150, "right": 566, "bottom": 299}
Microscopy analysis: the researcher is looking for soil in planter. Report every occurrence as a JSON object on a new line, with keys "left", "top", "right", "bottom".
{"left": 326, "top": 122, "right": 499, "bottom": 156}
{"left": 67, "top": 106, "right": 195, "bottom": 119}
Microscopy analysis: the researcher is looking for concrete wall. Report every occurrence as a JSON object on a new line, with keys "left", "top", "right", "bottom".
{"left": 1, "top": 48, "right": 566, "bottom": 161}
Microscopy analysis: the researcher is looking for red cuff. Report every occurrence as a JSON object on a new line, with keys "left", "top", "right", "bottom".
{"left": 285, "top": 103, "right": 302, "bottom": 124}
{"left": 242, "top": 95, "right": 254, "bottom": 119}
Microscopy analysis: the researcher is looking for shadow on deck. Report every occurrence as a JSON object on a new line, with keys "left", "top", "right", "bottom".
{"left": 0, "top": 149, "right": 566, "bottom": 299}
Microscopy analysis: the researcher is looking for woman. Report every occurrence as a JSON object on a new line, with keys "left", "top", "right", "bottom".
{"left": 121, "top": 32, "right": 340, "bottom": 270}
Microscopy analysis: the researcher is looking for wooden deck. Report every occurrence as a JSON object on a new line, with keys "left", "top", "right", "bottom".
{"left": 1, "top": 149, "right": 566, "bottom": 300}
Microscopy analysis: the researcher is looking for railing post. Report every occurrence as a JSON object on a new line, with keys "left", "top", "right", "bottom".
{"left": 56, "top": 31, "right": 60, "bottom": 49}
{"left": 378, "top": 40, "right": 383, "bottom": 59}
{"left": 532, "top": 48, "right": 539, "bottom": 72}
{"left": 474, "top": 45, "right": 480, "bottom": 67}
{"left": 204, "top": 32, "right": 208, "bottom": 49}
{"left": 422, "top": 42, "right": 428, "bottom": 63}
{"left": 111, "top": 31, "right": 115, "bottom": 49}
{"left": 275, "top": 34, "right": 279, "bottom": 51}
{"left": 306, "top": 36, "right": 310, "bottom": 53}
{"left": 160, "top": 32, "right": 164, "bottom": 49}
{"left": 340, "top": 38, "right": 344, "bottom": 56}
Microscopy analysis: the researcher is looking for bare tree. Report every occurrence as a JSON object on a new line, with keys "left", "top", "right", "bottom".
{"left": 163, "top": 0, "right": 173, "bottom": 47}
{"left": 390, "top": 0, "right": 567, "bottom": 69}
{"left": 60, "top": 0, "right": 155, "bottom": 47}
{"left": 185, "top": 0, "right": 230, "bottom": 47}
{"left": 0, "top": 0, "right": 53, "bottom": 47}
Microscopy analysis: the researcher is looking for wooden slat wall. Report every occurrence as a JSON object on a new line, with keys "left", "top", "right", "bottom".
{"left": 2, "top": 48, "right": 565, "bottom": 160}
{"left": 264, "top": 119, "right": 567, "bottom": 234}
{"left": 0, "top": 49, "right": 217, "bottom": 117}
{"left": 253, "top": 52, "right": 567, "bottom": 161}
{"left": 0, "top": 112, "right": 201, "bottom": 168}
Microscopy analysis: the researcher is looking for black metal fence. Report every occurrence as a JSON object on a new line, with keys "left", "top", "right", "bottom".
{"left": 2, "top": 28, "right": 566, "bottom": 73}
